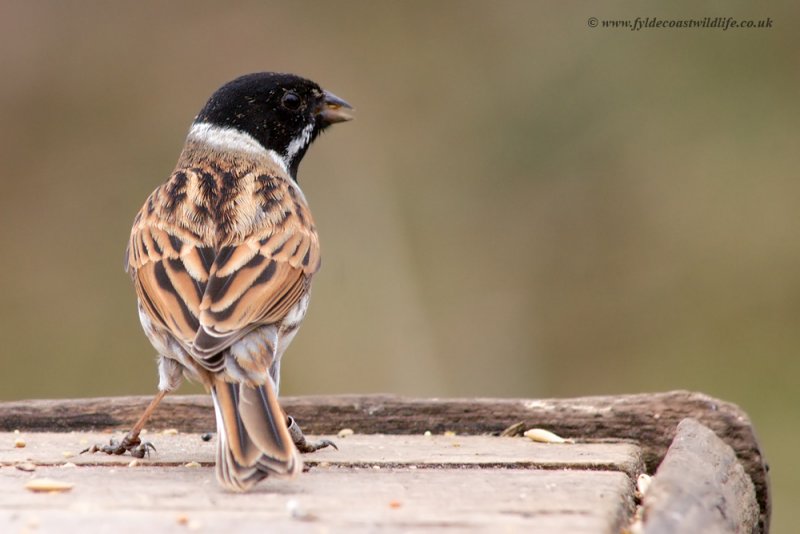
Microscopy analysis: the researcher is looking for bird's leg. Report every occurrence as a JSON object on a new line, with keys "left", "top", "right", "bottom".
{"left": 82, "top": 390, "right": 168, "bottom": 458}
{"left": 287, "top": 415, "right": 337, "bottom": 453}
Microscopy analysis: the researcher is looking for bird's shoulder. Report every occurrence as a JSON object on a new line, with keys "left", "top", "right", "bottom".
{"left": 126, "top": 150, "right": 320, "bottom": 275}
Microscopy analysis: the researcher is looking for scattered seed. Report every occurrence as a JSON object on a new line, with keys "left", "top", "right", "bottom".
{"left": 14, "top": 439, "right": 26, "bottom": 448}
{"left": 61, "top": 462, "right": 77, "bottom": 469}
{"left": 286, "top": 498, "right": 316, "bottom": 521}
{"left": 372, "top": 465, "right": 381, "bottom": 470}
{"left": 128, "top": 459, "right": 140, "bottom": 468}
{"left": 162, "top": 428, "right": 179, "bottom": 435}
{"left": 184, "top": 461, "right": 201, "bottom": 468}
{"left": 25, "top": 478, "right": 74, "bottom": 493}
{"left": 389, "top": 500, "right": 402, "bottom": 509}
{"left": 636, "top": 473, "right": 652, "bottom": 498}
{"left": 16, "top": 462, "right": 37, "bottom": 472}
{"left": 62, "top": 451, "right": 73, "bottom": 458}
{"left": 176, "top": 514, "right": 189, "bottom": 526}
{"left": 423, "top": 431, "right": 432, "bottom": 437}
{"left": 524, "top": 428, "right": 571, "bottom": 444}
{"left": 337, "top": 428, "right": 354, "bottom": 438}
{"left": 13, "top": 429, "right": 20, "bottom": 435}
{"left": 444, "top": 431, "right": 456, "bottom": 437}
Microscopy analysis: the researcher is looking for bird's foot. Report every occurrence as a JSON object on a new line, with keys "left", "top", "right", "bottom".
{"left": 81, "top": 433, "right": 156, "bottom": 459}
{"left": 287, "top": 416, "right": 338, "bottom": 453}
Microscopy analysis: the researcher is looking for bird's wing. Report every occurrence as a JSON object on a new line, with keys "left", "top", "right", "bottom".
{"left": 126, "top": 168, "right": 320, "bottom": 369}
{"left": 193, "top": 183, "right": 320, "bottom": 362}
{"left": 126, "top": 174, "right": 213, "bottom": 350}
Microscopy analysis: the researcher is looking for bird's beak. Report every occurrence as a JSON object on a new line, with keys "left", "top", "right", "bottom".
{"left": 318, "top": 90, "right": 354, "bottom": 124}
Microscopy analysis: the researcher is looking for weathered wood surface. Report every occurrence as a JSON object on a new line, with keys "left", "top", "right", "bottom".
{"left": 0, "top": 433, "right": 638, "bottom": 533}
{"left": 0, "top": 432, "right": 645, "bottom": 476}
{"left": 0, "top": 389, "right": 769, "bottom": 531}
{"left": 641, "top": 418, "right": 759, "bottom": 534}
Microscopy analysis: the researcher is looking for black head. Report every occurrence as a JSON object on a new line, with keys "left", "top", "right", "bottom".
{"left": 194, "top": 72, "right": 353, "bottom": 177}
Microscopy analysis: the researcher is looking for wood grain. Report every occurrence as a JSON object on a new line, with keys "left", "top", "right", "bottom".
{"left": 0, "top": 432, "right": 644, "bottom": 476}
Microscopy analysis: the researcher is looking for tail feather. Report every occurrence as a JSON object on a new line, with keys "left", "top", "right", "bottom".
{"left": 211, "top": 378, "right": 302, "bottom": 491}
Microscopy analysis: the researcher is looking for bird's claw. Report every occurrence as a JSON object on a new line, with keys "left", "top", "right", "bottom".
{"left": 81, "top": 435, "right": 156, "bottom": 458}
{"left": 287, "top": 416, "right": 338, "bottom": 453}
{"left": 296, "top": 437, "right": 338, "bottom": 453}
{"left": 129, "top": 441, "right": 157, "bottom": 458}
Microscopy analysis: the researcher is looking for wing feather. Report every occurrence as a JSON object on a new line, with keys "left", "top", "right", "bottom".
{"left": 127, "top": 165, "right": 320, "bottom": 366}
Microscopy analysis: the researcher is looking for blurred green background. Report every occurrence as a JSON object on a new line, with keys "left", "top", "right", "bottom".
{"left": 0, "top": 1, "right": 796, "bottom": 530}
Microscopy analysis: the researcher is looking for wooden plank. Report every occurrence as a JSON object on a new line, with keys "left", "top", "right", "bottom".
{"left": 640, "top": 418, "right": 760, "bottom": 534}
{"left": 0, "top": 433, "right": 639, "bottom": 533}
{"left": 0, "top": 468, "right": 634, "bottom": 533}
{"left": 0, "top": 391, "right": 768, "bottom": 530}
{"left": 0, "top": 432, "right": 644, "bottom": 477}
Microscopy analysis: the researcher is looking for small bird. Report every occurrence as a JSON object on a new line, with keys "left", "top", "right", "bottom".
{"left": 85, "top": 72, "right": 353, "bottom": 491}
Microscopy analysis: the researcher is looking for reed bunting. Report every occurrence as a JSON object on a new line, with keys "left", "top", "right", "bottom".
{"left": 85, "top": 72, "right": 353, "bottom": 491}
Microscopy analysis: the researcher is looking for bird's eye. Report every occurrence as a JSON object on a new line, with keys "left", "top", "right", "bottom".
{"left": 281, "top": 91, "right": 302, "bottom": 111}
